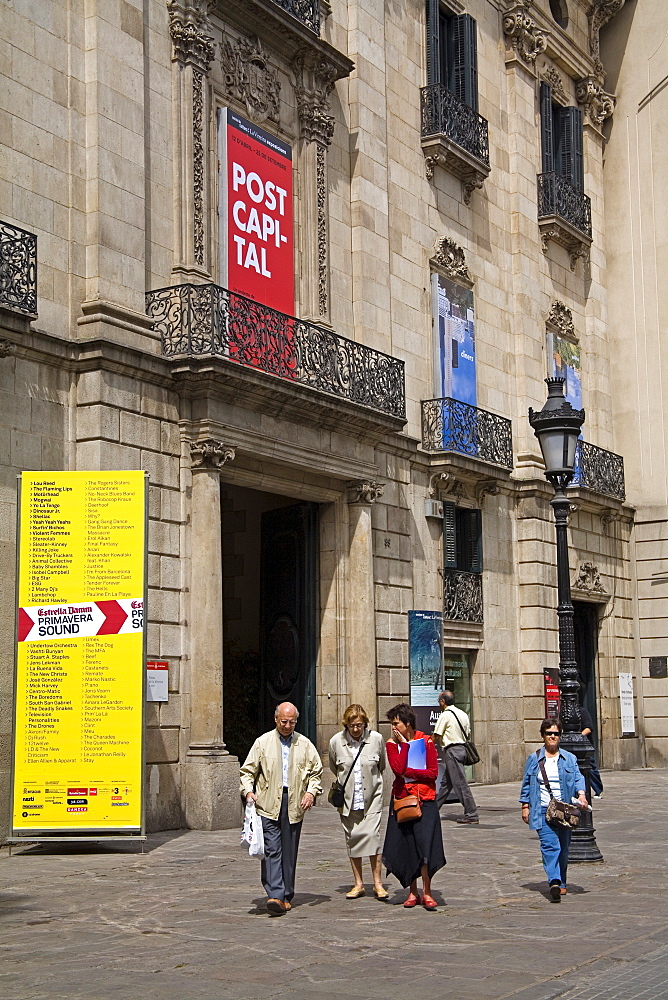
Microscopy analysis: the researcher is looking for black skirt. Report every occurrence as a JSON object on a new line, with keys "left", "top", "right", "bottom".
{"left": 382, "top": 799, "right": 446, "bottom": 888}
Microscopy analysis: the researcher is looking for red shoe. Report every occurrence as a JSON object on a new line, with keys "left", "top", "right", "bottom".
{"left": 422, "top": 894, "right": 438, "bottom": 910}
{"left": 403, "top": 893, "right": 421, "bottom": 908}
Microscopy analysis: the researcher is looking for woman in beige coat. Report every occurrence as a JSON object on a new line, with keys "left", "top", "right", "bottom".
{"left": 328, "top": 703, "right": 388, "bottom": 899}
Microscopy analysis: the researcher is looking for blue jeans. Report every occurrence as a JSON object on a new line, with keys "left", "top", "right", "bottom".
{"left": 537, "top": 808, "right": 571, "bottom": 887}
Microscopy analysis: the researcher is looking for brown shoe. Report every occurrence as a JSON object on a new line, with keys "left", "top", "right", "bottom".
{"left": 266, "top": 898, "right": 287, "bottom": 915}
{"left": 284, "top": 900, "right": 292, "bottom": 910}
{"left": 456, "top": 817, "right": 479, "bottom": 824}
{"left": 560, "top": 887, "right": 567, "bottom": 896}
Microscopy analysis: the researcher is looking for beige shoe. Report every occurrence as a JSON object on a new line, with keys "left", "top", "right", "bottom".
{"left": 345, "top": 886, "right": 366, "bottom": 899}
{"left": 373, "top": 886, "right": 389, "bottom": 900}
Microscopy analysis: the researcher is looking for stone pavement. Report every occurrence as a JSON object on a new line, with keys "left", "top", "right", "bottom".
{"left": 2, "top": 768, "right": 668, "bottom": 1000}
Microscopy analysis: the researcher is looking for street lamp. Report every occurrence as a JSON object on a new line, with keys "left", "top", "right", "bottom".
{"left": 529, "top": 377, "right": 602, "bottom": 862}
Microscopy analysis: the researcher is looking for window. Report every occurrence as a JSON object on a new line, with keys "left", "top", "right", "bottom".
{"left": 426, "top": 2, "right": 479, "bottom": 111}
{"left": 540, "top": 82, "right": 584, "bottom": 192}
{"left": 443, "top": 503, "right": 482, "bottom": 573}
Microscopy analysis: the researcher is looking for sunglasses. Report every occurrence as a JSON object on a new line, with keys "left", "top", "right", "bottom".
{"left": 544, "top": 731, "right": 561, "bottom": 737}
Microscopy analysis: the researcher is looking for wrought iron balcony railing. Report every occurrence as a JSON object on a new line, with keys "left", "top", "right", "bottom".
{"left": 421, "top": 397, "right": 513, "bottom": 470}
{"left": 146, "top": 283, "right": 406, "bottom": 420}
{"left": 443, "top": 569, "right": 483, "bottom": 624}
{"left": 573, "top": 440, "right": 625, "bottom": 501}
{"left": 271, "top": 0, "right": 319, "bottom": 33}
{"left": 420, "top": 84, "right": 490, "bottom": 167}
{"left": 0, "top": 221, "right": 37, "bottom": 316}
{"left": 537, "top": 172, "right": 592, "bottom": 239}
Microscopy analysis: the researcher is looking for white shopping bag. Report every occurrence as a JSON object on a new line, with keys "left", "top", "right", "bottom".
{"left": 241, "top": 800, "right": 265, "bottom": 858}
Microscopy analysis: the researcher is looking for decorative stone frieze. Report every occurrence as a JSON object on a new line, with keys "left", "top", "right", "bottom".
{"left": 503, "top": 1, "right": 548, "bottom": 68}
{"left": 167, "top": 0, "right": 215, "bottom": 72}
{"left": 428, "top": 472, "right": 449, "bottom": 498}
{"left": 190, "top": 439, "right": 236, "bottom": 469}
{"left": 220, "top": 34, "right": 280, "bottom": 125}
{"left": 346, "top": 480, "right": 385, "bottom": 505}
{"left": 0, "top": 340, "right": 14, "bottom": 357}
{"left": 576, "top": 75, "right": 615, "bottom": 127}
{"left": 600, "top": 509, "right": 619, "bottom": 535}
{"left": 430, "top": 238, "right": 471, "bottom": 284}
{"left": 547, "top": 301, "right": 575, "bottom": 339}
{"left": 475, "top": 480, "right": 500, "bottom": 505}
{"left": 588, "top": 0, "right": 625, "bottom": 65}
{"left": 573, "top": 561, "right": 605, "bottom": 595}
{"left": 293, "top": 49, "right": 338, "bottom": 147}
{"left": 543, "top": 66, "right": 566, "bottom": 104}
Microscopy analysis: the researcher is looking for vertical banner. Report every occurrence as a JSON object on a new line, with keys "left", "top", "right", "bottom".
{"left": 12, "top": 472, "right": 147, "bottom": 837}
{"left": 436, "top": 275, "right": 476, "bottom": 406}
{"left": 409, "top": 610, "right": 443, "bottom": 734}
{"left": 618, "top": 672, "right": 636, "bottom": 736}
{"left": 218, "top": 107, "right": 294, "bottom": 315}
{"left": 544, "top": 667, "right": 561, "bottom": 719}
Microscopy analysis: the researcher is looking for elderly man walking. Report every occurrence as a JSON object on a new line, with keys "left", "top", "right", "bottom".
{"left": 240, "top": 702, "right": 322, "bottom": 915}
{"left": 433, "top": 690, "right": 479, "bottom": 825}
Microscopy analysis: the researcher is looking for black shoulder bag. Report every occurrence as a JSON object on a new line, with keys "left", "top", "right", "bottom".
{"left": 446, "top": 709, "right": 481, "bottom": 766}
{"left": 537, "top": 752, "right": 581, "bottom": 829}
{"left": 328, "top": 740, "right": 366, "bottom": 809}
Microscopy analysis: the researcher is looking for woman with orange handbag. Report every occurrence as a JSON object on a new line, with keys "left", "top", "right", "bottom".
{"left": 382, "top": 703, "right": 445, "bottom": 910}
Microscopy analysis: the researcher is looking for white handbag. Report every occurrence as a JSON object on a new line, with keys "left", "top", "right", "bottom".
{"left": 241, "top": 800, "right": 265, "bottom": 858}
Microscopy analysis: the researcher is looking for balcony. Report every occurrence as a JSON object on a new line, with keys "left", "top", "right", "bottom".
{"left": 443, "top": 569, "right": 483, "bottom": 624}
{"left": 420, "top": 84, "right": 490, "bottom": 203}
{"left": 270, "top": 0, "right": 319, "bottom": 33}
{"left": 146, "top": 283, "right": 406, "bottom": 421}
{"left": 0, "top": 221, "right": 37, "bottom": 317}
{"left": 573, "top": 440, "right": 625, "bottom": 502}
{"left": 537, "top": 172, "right": 592, "bottom": 270}
{"left": 421, "top": 397, "right": 513, "bottom": 471}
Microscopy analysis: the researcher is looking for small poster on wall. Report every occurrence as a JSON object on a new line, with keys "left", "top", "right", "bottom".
{"left": 618, "top": 673, "right": 636, "bottom": 735}
{"left": 544, "top": 667, "right": 560, "bottom": 719}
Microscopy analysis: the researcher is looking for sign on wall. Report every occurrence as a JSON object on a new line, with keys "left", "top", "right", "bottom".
{"left": 218, "top": 107, "right": 294, "bottom": 315}
{"left": 11, "top": 472, "right": 147, "bottom": 838}
{"left": 409, "top": 610, "right": 443, "bottom": 733}
{"left": 548, "top": 332, "right": 582, "bottom": 410}
{"left": 434, "top": 274, "right": 477, "bottom": 406}
{"left": 618, "top": 672, "right": 636, "bottom": 736}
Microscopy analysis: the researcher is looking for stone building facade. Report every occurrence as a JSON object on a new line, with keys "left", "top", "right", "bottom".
{"left": 0, "top": 0, "right": 656, "bottom": 835}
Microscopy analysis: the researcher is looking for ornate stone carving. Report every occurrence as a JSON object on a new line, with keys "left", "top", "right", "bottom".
{"left": 540, "top": 228, "right": 589, "bottom": 271}
{"left": 192, "top": 71, "right": 205, "bottom": 267}
{"left": 588, "top": 0, "right": 625, "bottom": 64}
{"left": 573, "top": 561, "right": 605, "bottom": 595}
{"left": 576, "top": 75, "right": 615, "bottom": 127}
{"left": 167, "top": 0, "right": 215, "bottom": 72}
{"left": 475, "top": 480, "right": 500, "bottom": 505}
{"left": 424, "top": 155, "right": 485, "bottom": 205}
{"left": 346, "top": 480, "right": 385, "bottom": 505}
{"left": 547, "top": 301, "right": 575, "bottom": 339}
{"left": 316, "top": 145, "right": 328, "bottom": 315}
{"left": 543, "top": 66, "right": 566, "bottom": 103}
{"left": 221, "top": 34, "right": 280, "bottom": 125}
{"left": 428, "top": 472, "right": 450, "bottom": 498}
{"left": 293, "top": 49, "right": 337, "bottom": 147}
{"left": 503, "top": 2, "right": 548, "bottom": 67}
{"left": 431, "top": 237, "right": 471, "bottom": 283}
{"left": 0, "top": 340, "right": 14, "bottom": 357}
{"left": 190, "top": 439, "right": 236, "bottom": 469}
{"left": 600, "top": 509, "right": 618, "bottom": 535}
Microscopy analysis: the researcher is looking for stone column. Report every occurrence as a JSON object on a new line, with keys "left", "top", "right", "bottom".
{"left": 185, "top": 438, "right": 240, "bottom": 830}
{"left": 346, "top": 481, "right": 384, "bottom": 728}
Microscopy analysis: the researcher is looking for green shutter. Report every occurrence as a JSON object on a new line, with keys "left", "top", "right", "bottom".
{"left": 558, "top": 106, "right": 584, "bottom": 191}
{"left": 443, "top": 501, "right": 457, "bottom": 569}
{"left": 426, "top": 0, "right": 441, "bottom": 86}
{"left": 467, "top": 509, "right": 483, "bottom": 574}
{"left": 448, "top": 14, "right": 478, "bottom": 111}
{"left": 540, "top": 82, "right": 554, "bottom": 174}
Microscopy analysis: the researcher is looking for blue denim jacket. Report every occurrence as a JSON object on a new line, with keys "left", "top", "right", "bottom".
{"left": 519, "top": 747, "right": 585, "bottom": 830}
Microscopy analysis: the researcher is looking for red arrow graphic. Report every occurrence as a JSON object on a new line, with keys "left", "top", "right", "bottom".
{"left": 18, "top": 608, "right": 34, "bottom": 642}
{"left": 96, "top": 600, "right": 128, "bottom": 635}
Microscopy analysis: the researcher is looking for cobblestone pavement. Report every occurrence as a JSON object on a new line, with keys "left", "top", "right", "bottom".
{"left": 2, "top": 768, "right": 668, "bottom": 1000}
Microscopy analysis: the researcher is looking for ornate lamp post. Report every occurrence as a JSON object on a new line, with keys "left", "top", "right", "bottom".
{"left": 529, "top": 377, "right": 602, "bottom": 862}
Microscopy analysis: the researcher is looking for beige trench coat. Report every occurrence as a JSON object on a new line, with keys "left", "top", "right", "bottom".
{"left": 328, "top": 729, "right": 385, "bottom": 817}
{"left": 239, "top": 729, "right": 323, "bottom": 824}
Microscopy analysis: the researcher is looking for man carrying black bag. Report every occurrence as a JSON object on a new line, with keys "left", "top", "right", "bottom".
{"left": 433, "top": 690, "right": 479, "bottom": 825}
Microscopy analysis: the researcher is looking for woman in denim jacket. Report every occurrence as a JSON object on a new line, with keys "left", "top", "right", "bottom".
{"left": 520, "top": 719, "right": 588, "bottom": 902}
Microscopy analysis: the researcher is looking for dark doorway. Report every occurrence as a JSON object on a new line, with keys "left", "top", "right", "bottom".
{"left": 221, "top": 487, "right": 319, "bottom": 762}
{"left": 260, "top": 502, "right": 318, "bottom": 743}
{"left": 573, "top": 601, "right": 599, "bottom": 745}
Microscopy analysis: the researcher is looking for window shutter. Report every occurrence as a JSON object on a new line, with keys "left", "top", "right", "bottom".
{"left": 558, "top": 106, "right": 584, "bottom": 191}
{"left": 443, "top": 501, "right": 457, "bottom": 569}
{"left": 447, "top": 14, "right": 478, "bottom": 111}
{"left": 426, "top": 0, "right": 441, "bottom": 86}
{"left": 540, "top": 82, "right": 554, "bottom": 174}
{"left": 467, "top": 509, "right": 483, "bottom": 574}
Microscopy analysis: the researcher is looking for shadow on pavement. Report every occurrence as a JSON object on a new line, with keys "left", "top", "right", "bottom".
{"left": 248, "top": 892, "right": 332, "bottom": 915}
{"left": 6, "top": 828, "right": 189, "bottom": 856}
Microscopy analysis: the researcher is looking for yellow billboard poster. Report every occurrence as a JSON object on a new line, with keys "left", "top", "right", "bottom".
{"left": 11, "top": 471, "right": 147, "bottom": 837}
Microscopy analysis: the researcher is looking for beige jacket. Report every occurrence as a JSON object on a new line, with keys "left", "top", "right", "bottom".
{"left": 239, "top": 729, "right": 323, "bottom": 823}
{"left": 328, "top": 729, "right": 385, "bottom": 817}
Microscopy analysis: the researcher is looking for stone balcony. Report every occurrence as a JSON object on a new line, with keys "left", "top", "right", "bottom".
{"left": 420, "top": 84, "right": 490, "bottom": 203}
{"left": 537, "top": 171, "right": 592, "bottom": 270}
{"left": 421, "top": 397, "right": 513, "bottom": 471}
{"left": 573, "top": 440, "right": 625, "bottom": 502}
{"left": 0, "top": 220, "right": 37, "bottom": 319}
{"left": 146, "top": 282, "right": 406, "bottom": 429}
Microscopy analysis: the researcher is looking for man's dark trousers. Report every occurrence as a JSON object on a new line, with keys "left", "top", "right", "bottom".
{"left": 260, "top": 789, "right": 302, "bottom": 902}
{"left": 437, "top": 744, "right": 478, "bottom": 820}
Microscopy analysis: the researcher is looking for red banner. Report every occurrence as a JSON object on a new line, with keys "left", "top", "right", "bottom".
{"left": 219, "top": 108, "right": 294, "bottom": 315}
